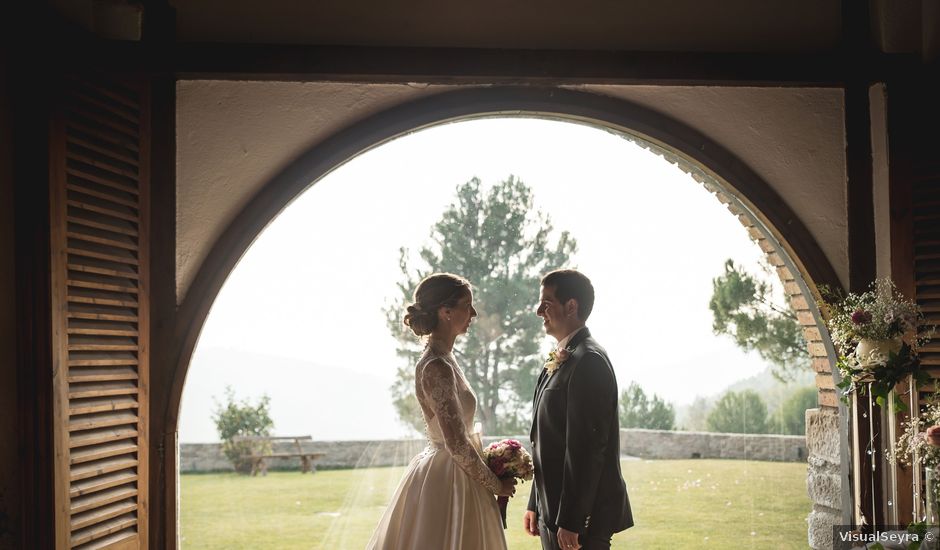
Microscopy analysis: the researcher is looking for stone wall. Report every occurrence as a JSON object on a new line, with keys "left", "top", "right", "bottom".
{"left": 804, "top": 408, "right": 844, "bottom": 550}
{"left": 180, "top": 429, "right": 807, "bottom": 472}
{"left": 179, "top": 439, "right": 429, "bottom": 472}
{"left": 619, "top": 428, "right": 807, "bottom": 462}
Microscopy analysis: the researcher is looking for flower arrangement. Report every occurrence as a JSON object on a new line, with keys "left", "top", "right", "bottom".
{"left": 482, "top": 439, "right": 534, "bottom": 528}
{"left": 891, "top": 394, "right": 940, "bottom": 523}
{"left": 893, "top": 396, "right": 940, "bottom": 471}
{"left": 819, "top": 278, "right": 933, "bottom": 409}
{"left": 544, "top": 348, "right": 571, "bottom": 375}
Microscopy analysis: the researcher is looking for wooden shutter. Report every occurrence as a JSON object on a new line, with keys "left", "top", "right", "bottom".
{"left": 50, "top": 77, "right": 149, "bottom": 550}
{"left": 914, "top": 179, "right": 940, "bottom": 371}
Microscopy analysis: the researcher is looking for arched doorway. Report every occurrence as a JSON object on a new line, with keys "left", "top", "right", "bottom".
{"left": 159, "top": 86, "right": 847, "bottom": 548}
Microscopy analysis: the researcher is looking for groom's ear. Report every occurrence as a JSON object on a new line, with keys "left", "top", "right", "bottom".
{"left": 564, "top": 298, "right": 579, "bottom": 319}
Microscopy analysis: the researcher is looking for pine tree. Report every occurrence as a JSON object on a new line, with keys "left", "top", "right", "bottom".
{"left": 385, "top": 176, "right": 577, "bottom": 434}
{"left": 709, "top": 259, "right": 810, "bottom": 381}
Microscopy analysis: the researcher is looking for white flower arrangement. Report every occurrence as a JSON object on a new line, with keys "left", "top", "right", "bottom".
{"left": 543, "top": 348, "right": 571, "bottom": 375}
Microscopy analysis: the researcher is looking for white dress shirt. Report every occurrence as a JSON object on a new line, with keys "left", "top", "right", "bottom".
{"left": 556, "top": 326, "right": 586, "bottom": 352}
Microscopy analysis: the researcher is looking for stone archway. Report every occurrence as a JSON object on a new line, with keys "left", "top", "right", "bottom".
{"left": 160, "top": 86, "right": 847, "bottom": 549}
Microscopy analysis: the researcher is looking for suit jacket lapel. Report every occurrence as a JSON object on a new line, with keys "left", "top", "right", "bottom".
{"left": 531, "top": 368, "right": 549, "bottom": 437}
{"left": 566, "top": 326, "right": 591, "bottom": 352}
{"left": 531, "top": 327, "right": 591, "bottom": 436}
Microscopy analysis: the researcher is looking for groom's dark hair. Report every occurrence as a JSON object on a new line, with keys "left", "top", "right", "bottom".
{"left": 541, "top": 269, "right": 595, "bottom": 321}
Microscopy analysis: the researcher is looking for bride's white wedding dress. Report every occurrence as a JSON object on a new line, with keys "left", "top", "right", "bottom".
{"left": 366, "top": 348, "right": 508, "bottom": 549}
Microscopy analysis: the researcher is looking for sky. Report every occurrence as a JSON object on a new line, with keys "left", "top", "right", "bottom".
{"left": 178, "top": 117, "right": 784, "bottom": 443}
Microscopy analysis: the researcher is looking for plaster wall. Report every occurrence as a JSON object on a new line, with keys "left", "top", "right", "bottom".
{"left": 575, "top": 85, "right": 848, "bottom": 289}
{"left": 176, "top": 82, "right": 849, "bottom": 303}
{"left": 175, "top": 81, "right": 457, "bottom": 303}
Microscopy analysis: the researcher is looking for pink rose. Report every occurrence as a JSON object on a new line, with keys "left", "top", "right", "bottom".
{"left": 556, "top": 348, "right": 571, "bottom": 362}
{"left": 926, "top": 426, "right": 940, "bottom": 447}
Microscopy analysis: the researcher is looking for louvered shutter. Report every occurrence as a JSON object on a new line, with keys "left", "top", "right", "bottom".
{"left": 914, "top": 180, "right": 940, "bottom": 370}
{"left": 50, "top": 77, "right": 149, "bottom": 550}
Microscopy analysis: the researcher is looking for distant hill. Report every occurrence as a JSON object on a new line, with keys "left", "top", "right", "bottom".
{"left": 723, "top": 365, "right": 815, "bottom": 411}
{"left": 675, "top": 366, "right": 816, "bottom": 431}
{"left": 178, "top": 347, "right": 417, "bottom": 443}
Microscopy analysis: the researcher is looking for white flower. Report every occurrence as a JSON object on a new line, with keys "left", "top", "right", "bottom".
{"left": 543, "top": 348, "right": 571, "bottom": 375}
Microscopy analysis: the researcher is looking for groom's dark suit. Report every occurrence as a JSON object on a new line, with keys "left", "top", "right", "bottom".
{"left": 528, "top": 327, "right": 632, "bottom": 549}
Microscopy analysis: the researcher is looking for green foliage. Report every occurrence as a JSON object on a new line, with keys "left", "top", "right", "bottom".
{"left": 212, "top": 387, "right": 275, "bottom": 474}
{"left": 772, "top": 386, "right": 817, "bottom": 435}
{"left": 706, "top": 390, "right": 769, "bottom": 434}
{"left": 904, "top": 521, "right": 930, "bottom": 550}
{"left": 386, "top": 176, "right": 577, "bottom": 434}
{"left": 709, "top": 259, "right": 810, "bottom": 382}
{"left": 834, "top": 344, "right": 930, "bottom": 410}
{"left": 619, "top": 381, "right": 676, "bottom": 430}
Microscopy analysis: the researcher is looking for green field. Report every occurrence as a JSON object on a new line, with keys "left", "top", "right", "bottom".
{"left": 180, "top": 459, "right": 811, "bottom": 549}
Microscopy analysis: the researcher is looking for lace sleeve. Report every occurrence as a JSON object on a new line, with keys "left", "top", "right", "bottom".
{"left": 422, "top": 359, "right": 501, "bottom": 494}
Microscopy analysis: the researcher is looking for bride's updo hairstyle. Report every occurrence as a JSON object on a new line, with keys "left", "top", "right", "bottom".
{"left": 404, "top": 273, "right": 471, "bottom": 337}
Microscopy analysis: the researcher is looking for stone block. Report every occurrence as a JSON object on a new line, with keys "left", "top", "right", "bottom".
{"left": 807, "top": 468, "right": 841, "bottom": 510}
{"left": 807, "top": 506, "right": 841, "bottom": 550}
{"left": 806, "top": 408, "right": 841, "bottom": 464}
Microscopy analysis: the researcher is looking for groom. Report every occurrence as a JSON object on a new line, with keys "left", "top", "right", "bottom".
{"left": 523, "top": 269, "right": 633, "bottom": 550}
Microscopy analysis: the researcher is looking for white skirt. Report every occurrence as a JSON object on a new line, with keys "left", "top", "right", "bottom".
{"left": 366, "top": 444, "right": 508, "bottom": 550}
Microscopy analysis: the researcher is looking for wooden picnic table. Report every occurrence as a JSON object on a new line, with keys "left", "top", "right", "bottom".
{"left": 232, "top": 435, "right": 326, "bottom": 476}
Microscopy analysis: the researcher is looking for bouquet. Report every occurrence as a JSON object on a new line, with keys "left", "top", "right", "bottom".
{"left": 482, "top": 439, "right": 534, "bottom": 529}
{"left": 819, "top": 278, "right": 933, "bottom": 409}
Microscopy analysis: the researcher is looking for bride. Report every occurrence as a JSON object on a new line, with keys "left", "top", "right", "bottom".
{"left": 367, "top": 273, "right": 515, "bottom": 549}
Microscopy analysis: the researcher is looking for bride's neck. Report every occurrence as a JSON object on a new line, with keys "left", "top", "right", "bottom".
{"left": 427, "top": 333, "right": 456, "bottom": 353}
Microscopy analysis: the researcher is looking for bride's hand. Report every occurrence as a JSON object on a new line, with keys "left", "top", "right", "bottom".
{"left": 497, "top": 478, "right": 517, "bottom": 497}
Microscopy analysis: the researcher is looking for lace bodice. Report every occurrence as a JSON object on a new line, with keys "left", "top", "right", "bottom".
{"left": 415, "top": 348, "right": 501, "bottom": 494}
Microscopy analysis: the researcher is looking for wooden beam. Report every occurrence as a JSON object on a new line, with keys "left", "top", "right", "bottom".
{"left": 845, "top": 81, "right": 877, "bottom": 292}
{"left": 41, "top": 34, "right": 931, "bottom": 87}
{"left": 169, "top": 44, "right": 850, "bottom": 86}
{"left": 16, "top": 0, "right": 934, "bottom": 88}
{"left": 146, "top": 72, "right": 177, "bottom": 550}
{"left": 48, "top": 37, "right": 897, "bottom": 86}
{"left": 888, "top": 78, "right": 917, "bottom": 527}
{"left": 842, "top": 0, "right": 882, "bottom": 531}
{"left": 12, "top": 63, "right": 55, "bottom": 550}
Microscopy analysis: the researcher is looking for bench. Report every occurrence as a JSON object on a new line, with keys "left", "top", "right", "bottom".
{"left": 232, "top": 435, "right": 326, "bottom": 476}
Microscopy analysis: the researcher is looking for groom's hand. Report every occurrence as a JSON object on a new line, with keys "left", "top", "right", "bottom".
{"left": 556, "top": 527, "right": 581, "bottom": 550}
{"left": 523, "top": 510, "right": 539, "bottom": 536}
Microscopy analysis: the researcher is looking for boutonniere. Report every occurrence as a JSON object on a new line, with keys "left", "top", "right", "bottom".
{"left": 544, "top": 348, "right": 571, "bottom": 375}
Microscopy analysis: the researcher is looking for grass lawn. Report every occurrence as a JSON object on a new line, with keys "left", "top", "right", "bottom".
{"left": 180, "top": 459, "right": 810, "bottom": 549}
